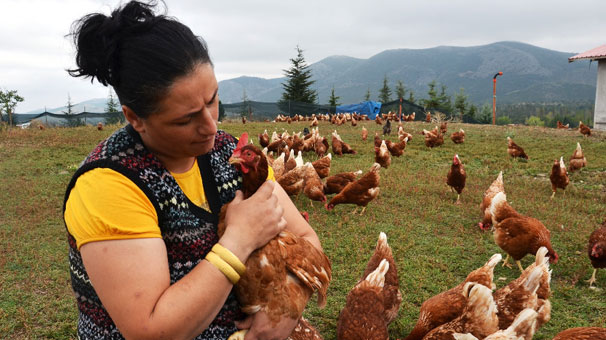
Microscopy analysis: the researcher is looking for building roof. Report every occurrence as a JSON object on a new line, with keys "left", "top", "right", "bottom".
{"left": 568, "top": 44, "right": 606, "bottom": 62}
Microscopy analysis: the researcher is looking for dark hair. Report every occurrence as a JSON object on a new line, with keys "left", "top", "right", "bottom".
{"left": 68, "top": 1, "right": 212, "bottom": 118}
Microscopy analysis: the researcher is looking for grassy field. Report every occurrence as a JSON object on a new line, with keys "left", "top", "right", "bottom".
{"left": 1, "top": 120, "right": 605, "bottom": 339}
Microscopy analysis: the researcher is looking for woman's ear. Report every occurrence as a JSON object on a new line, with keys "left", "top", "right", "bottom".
{"left": 123, "top": 105, "right": 145, "bottom": 133}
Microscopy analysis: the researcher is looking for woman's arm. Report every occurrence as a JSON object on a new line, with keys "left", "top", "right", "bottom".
{"left": 81, "top": 181, "right": 286, "bottom": 340}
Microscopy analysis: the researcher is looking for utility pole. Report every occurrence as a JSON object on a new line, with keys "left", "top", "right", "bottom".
{"left": 492, "top": 71, "right": 503, "bottom": 125}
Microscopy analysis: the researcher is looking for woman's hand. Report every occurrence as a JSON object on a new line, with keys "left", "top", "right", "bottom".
{"left": 221, "top": 181, "right": 286, "bottom": 258}
{"left": 235, "top": 312, "right": 298, "bottom": 340}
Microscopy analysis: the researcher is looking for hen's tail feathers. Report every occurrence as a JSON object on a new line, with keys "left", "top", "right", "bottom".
{"left": 364, "top": 259, "right": 389, "bottom": 288}
{"left": 486, "top": 253, "right": 503, "bottom": 269}
{"left": 462, "top": 282, "right": 498, "bottom": 320}
{"left": 523, "top": 266, "right": 543, "bottom": 294}
{"left": 452, "top": 334, "right": 478, "bottom": 340}
{"left": 496, "top": 308, "right": 539, "bottom": 340}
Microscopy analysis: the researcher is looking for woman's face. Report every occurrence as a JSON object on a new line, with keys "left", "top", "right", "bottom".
{"left": 136, "top": 63, "right": 219, "bottom": 160}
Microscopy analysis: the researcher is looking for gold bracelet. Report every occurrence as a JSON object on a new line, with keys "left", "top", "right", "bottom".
{"left": 205, "top": 251, "right": 240, "bottom": 284}
{"left": 212, "top": 244, "right": 247, "bottom": 276}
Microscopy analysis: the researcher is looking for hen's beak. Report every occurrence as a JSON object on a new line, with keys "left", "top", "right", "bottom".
{"left": 228, "top": 155, "right": 241, "bottom": 165}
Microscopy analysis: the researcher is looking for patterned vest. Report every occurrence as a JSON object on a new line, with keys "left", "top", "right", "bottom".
{"left": 63, "top": 125, "right": 243, "bottom": 339}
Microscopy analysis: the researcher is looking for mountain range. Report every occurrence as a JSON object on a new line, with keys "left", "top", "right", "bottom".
{"left": 17, "top": 41, "right": 597, "bottom": 116}
{"left": 218, "top": 41, "right": 597, "bottom": 105}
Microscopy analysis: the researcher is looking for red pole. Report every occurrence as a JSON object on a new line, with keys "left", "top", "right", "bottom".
{"left": 398, "top": 97, "right": 402, "bottom": 121}
{"left": 492, "top": 72, "right": 503, "bottom": 125}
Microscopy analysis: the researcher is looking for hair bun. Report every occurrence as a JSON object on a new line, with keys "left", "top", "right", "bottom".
{"left": 68, "top": 1, "right": 162, "bottom": 86}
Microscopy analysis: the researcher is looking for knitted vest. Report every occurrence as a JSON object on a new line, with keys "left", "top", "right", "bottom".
{"left": 63, "top": 125, "right": 243, "bottom": 339}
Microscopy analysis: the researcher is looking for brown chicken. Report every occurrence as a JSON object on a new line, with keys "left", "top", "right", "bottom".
{"left": 311, "top": 153, "right": 331, "bottom": 179}
{"left": 278, "top": 165, "right": 307, "bottom": 196}
{"left": 426, "top": 112, "right": 432, "bottom": 122}
{"left": 359, "top": 232, "right": 401, "bottom": 324}
{"left": 374, "top": 131, "right": 382, "bottom": 148}
{"left": 549, "top": 157, "right": 569, "bottom": 199}
{"left": 507, "top": 137, "right": 528, "bottom": 160}
{"left": 579, "top": 120, "right": 592, "bottom": 137}
{"left": 351, "top": 117, "right": 358, "bottom": 126}
{"left": 440, "top": 122, "right": 448, "bottom": 134}
{"left": 478, "top": 171, "right": 505, "bottom": 231}
{"left": 493, "top": 265, "right": 544, "bottom": 331}
{"left": 323, "top": 170, "right": 363, "bottom": 195}
{"left": 553, "top": 327, "right": 606, "bottom": 340}
{"left": 217, "top": 133, "right": 332, "bottom": 329}
{"left": 398, "top": 126, "right": 413, "bottom": 142}
{"left": 331, "top": 132, "right": 343, "bottom": 156}
{"left": 453, "top": 308, "right": 539, "bottom": 340}
{"left": 314, "top": 136, "right": 329, "bottom": 158}
{"left": 336, "top": 259, "right": 390, "bottom": 340}
{"left": 375, "top": 140, "right": 391, "bottom": 169}
{"left": 268, "top": 138, "right": 287, "bottom": 156}
{"left": 272, "top": 153, "right": 286, "bottom": 180}
{"left": 361, "top": 126, "right": 368, "bottom": 141}
{"left": 287, "top": 317, "right": 324, "bottom": 340}
{"left": 569, "top": 142, "right": 587, "bottom": 172}
{"left": 587, "top": 219, "right": 606, "bottom": 288}
{"left": 451, "top": 129, "right": 465, "bottom": 144}
{"left": 385, "top": 137, "right": 408, "bottom": 157}
{"left": 325, "top": 163, "right": 381, "bottom": 215}
{"left": 422, "top": 283, "right": 499, "bottom": 340}
{"left": 556, "top": 120, "right": 569, "bottom": 129}
{"left": 423, "top": 129, "right": 444, "bottom": 148}
{"left": 97, "top": 122, "right": 103, "bottom": 131}
{"left": 303, "top": 163, "right": 327, "bottom": 203}
{"left": 259, "top": 129, "right": 270, "bottom": 148}
{"left": 404, "top": 253, "right": 502, "bottom": 340}
{"left": 489, "top": 192, "right": 559, "bottom": 271}
{"left": 336, "top": 132, "right": 356, "bottom": 155}
{"left": 310, "top": 117, "right": 318, "bottom": 127}
{"left": 447, "top": 154, "right": 466, "bottom": 204}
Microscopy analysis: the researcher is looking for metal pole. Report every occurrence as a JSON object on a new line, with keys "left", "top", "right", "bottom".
{"left": 492, "top": 72, "right": 503, "bottom": 125}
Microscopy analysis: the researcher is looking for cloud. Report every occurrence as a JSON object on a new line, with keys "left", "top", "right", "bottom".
{"left": 2, "top": 0, "right": 605, "bottom": 112}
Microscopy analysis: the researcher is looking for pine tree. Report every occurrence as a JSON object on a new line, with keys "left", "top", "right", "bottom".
{"left": 422, "top": 80, "right": 440, "bottom": 111}
{"left": 364, "top": 88, "right": 371, "bottom": 101}
{"left": 63, "top": 93, "right": 81, "bottom": 127}
{"left": 218, "top": 100, "right": 226, "bottom": 121}
{"left": 105, "top": 90, "right": 123, "bottom": 125}
{"left": 407, "top": 90, "right": 415, "bottom": 104}
{"left": 454, "top": 88, "right": 468, "bottom": 121}
{"left": 395, "top": 80, "right": 406, "bottom": 100}
{"left": 280, "top": 46, "right": 317, "bottom": 108}
{"left": 378, "top": 75, "right": 392, "bottom": 103}
{"left": 328, "top": 87, "right": 341, "bottom": 107}
{"left": 241, "top": 89, "right": 251, "bottom": 119}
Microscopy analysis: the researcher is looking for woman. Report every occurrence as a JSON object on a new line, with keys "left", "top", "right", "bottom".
{"left": 64, "top": 2, "right": 322, "bottom": 339}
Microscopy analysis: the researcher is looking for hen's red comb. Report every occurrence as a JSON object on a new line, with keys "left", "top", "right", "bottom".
{"left": 233, "top": 132, "right": 249, "bottom": 156}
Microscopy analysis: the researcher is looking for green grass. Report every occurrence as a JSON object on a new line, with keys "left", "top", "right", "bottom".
{"left": 1, "top": 121, "right": 605, "bottom": 339}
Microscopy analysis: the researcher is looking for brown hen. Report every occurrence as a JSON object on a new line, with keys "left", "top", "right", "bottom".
{"left": 217, "top": 134, "right": 332, "bottom": 328}
{"left": 579, "top": 120, "right": 592, "bottom": 137}
{"left": 323, "top": 170, "right": 363, "bottom": 195}
{"left": 336, "top": 259, "right": 390, "bottom": 340}
{"left": 325, "top": 163, "right": 381, "bottom": 215}
{"left": 359, "top": 232, "right": 401, "bottom": 324}
{"left": 489, "top": 192, "right": 559, "bottom": 271}
{"left": 553, "top": 327, "right": 606, "bottom": 340}
{"left": 375, "top": 140, "right": 391, "bottom": 169}
{"left": 422, "top": 283, "right": 499, "bottom": 340}
{"left": 311, "top": 154, "right": 331, "bottom": 179}
{"left": 587, "top": 219, "right": 606, "bottom": 288}
{"left": 447, "top": 154, "right": 466, "bottom": 204}
{"left": 453, "top": 308, "right": 539, "bottom": 340}
{"left": 404, "top": 254, "right": 501, "bottom": 340}
{"left": 549, "top": 157, "right": 569, "bottom": 199}
{"left": 451, "top": 129, "right": 465, "bottom": 144}
{"left": 507, "top": 137, "right": 528, "bottom": 159}
{"left": 569, "top": 142, "right": 587, "bottom": 172}
{"left": 478, "top": 171, "right": 505, "bottom": 231}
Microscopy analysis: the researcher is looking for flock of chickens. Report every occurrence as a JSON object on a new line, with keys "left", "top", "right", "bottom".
{"left": 222, "top": 112, "right": 604, "bottom": 340}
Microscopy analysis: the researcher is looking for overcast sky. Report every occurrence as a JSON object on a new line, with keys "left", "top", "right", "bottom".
{"left": 2, "top": 0, "right": 605, "bottom": 112}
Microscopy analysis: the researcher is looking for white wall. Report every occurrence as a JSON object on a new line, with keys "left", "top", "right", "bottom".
{"left": 595, "top": 59, "right": 606, "bottom": 131}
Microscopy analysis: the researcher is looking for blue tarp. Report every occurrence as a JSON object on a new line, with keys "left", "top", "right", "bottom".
{"left": 336, "top": 101, "right": 382, "bottom": 120}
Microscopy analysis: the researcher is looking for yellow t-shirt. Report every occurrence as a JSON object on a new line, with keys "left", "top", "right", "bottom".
{"left": 65, "top": 158, "right": 274, "bottom": 250}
